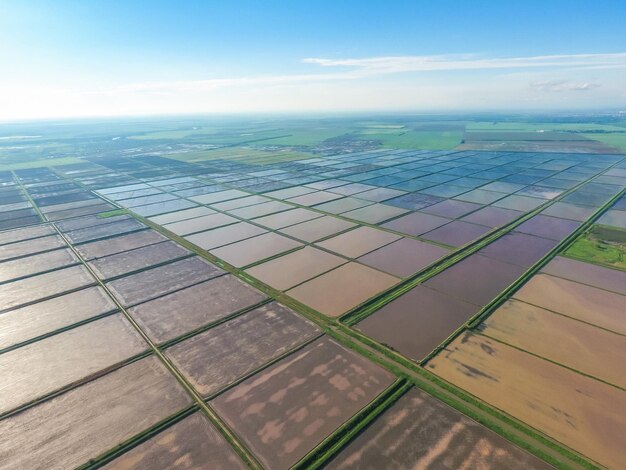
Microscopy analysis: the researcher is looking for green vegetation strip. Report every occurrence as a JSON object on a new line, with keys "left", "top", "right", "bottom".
{"left": 96, "top": 208, "right": 130, "bottom": 218}
{"left": 292, "top": 378, "right": 412, "bottom": 470}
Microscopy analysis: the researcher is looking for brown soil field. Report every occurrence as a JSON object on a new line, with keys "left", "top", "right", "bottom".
{"left": 341, "top": 203, "right": 409, "bottom": 224}
{"left": 541, "top": 202, "right": 596, "bottom": 221}
{"left": 381, "top": 211, "right": 450, "bottom": 235}
{"left": 147, "top": 206, "right": 215, "bottom": 225}
{"left": 513, "top": 274, "right": 626, "bottom": 334}
{"left": 106, "top": 257, "right": 223, "bottom": 306}
{"left": 0, "top": 224, "right": 55, "bottom": 245}
{"left": 0, "top": 265, "right": 95, "bottom": 311}
{"left": 253, "top": 207, "right": 322, "bottom": 229}
{"left": 75, "top": 230, "right": 167, "bottom": 260}
{"left": 541, "top": 256, "right": 626, "bottom": 295}
{"left": 0, "top": 357, "right": 191, "bottom": 469}
{"left": 103, "top": 412, "right": 246, "bottom": 469}
{"left": 167, "top": 302, "right": 320, "bottom": 397}
{"left": 162, "top": 212, "right": 239, "bottom": 236}
{"left": 87, "top": 241, "right": 190, "bottom": 279}
{"left": 316, "top": 226, "right": 400, "bottom": 259}
{"left": 185, "top": 222, "right": 267, "bottom": 250}
{"left": 227, "top": 200, "right": 292, "bottom": 219}
{"left": 287, "top": 262, "right": 399, "bottom": 317}
{"left": 422, "top": 199, "right": 482, "bottom": 218}
{"left": 513, "top": 215, "right": 581, "bottom": 241}
{"left": 481, "top": 299, "right": 626, "bottom": 388}
{"left": 211, "top": 337, "right": 395, "bottom": 469}
{"left": 460, "top": 206, "right": 522, "bottom": 227}
{"left": 55, "top": 213, "right": 131, "bottom": 232}
{"left": 279, "top": 215, "right": 357, "bottom": 242}
{"left": 356, "top": 285, "right": 477, "bottom": 360}
{"left": 0, "top": 248, "right": 79, "bottom": 283}
{"left": 129, "top": 274, "right": 267, "bottom": 344}
{"left": 210, "top": 194, "right": 269, "bottom": 210}
{"left": 424, "top": 254, "right": 525, "bottom": 306}
{"left": 0, "top": 286, "right": 116, "bottom": 350}
{"left": 0, "top": 234, "right": 65, "bottom": 262}
{"left": 246, "top": 246, "right": 346, "bottom": 291}
{"left": 0, "top": 314, "right": 147, "bottom": 414}
{"left": 287, "top": 190, "right": 343, "bottom": 206}
{"left": 132, "top": 199, "right": 197, "bottom": 218}
{"left": 423, "top": 220, "right": 491, "bottom": 246}
{"left": 357, "top": 238, "right": 449, "bottom": 278}
{"left": 329, "top": 388, "right": 551, "bottom": 469}
{"left": 478, "top": 232, "right": 558, "bottom": 267}
{"left": 210, "top": 232, "right": 302, "bottom": 268}
{"left": 314, "top": 196, "right": 373, "bottom": 214}
{"left": 63, "top": 218, "right": 145, "bottom": 244}
{"left": 492, "top": 195, "right": 547, "bottom": 212}
{"left": 427, "top": 332, "right": 626, "bottom": 469}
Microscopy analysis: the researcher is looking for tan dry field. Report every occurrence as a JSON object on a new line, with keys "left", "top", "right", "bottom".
{"left": 513, "top": 274, "right": 626, "bottom": 335}
{"left": 329, "top": 388, "right": 551, "bottom": 469}
{"left": 427, "top": 332, "right": 626, "bottom": 469}
{"left": 211, "top": 337, "right": 394, "bottom": 469}
{"left": 481, "top": 299, "right": 626, "bottom": 388}
{"left": 541, "top": 256, "right": 626, "bottom": 296}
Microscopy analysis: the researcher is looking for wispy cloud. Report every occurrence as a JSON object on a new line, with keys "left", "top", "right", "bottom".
{"left": 98, "top": 52, "right": 626, "bottom": 95}
{"left": 530, "top": 79, "right": 600, "bottom": 92}
{"left": 3, "top": 52, "right": 625, "bottom": 120}
{"left": 303, "top": 52, "right": 626, "bottom": 74}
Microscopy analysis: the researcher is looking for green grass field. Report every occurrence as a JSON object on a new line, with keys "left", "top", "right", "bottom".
{"left": 0, "top": 156, "right": 83, "bottom": 171}
{"left": 260, "top": 127, "right": 355, "bottom": 146}
{"left": 564, "top": 225, "right": 626, "bottom": 271}
{"left": 128, "top": 127, "right": 220, "bottom": 140}
{"left": 358, "top": 130, "right": 463, "bottom": 149}
{"left": 129, "top": 127, "right": 288, "bottom": 145}
{"left": 581, "top": 133, "right": 626, "bottom": 152}
{"left": 466, "top": 121, "right": 626, "bottom": 132}
{"left": 168, "top": 146, "right": 314, "bottom": 164}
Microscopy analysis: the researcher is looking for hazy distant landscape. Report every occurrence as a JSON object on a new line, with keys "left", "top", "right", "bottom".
{"left": 2, "top": 113, "right": 626, "bottom": 172}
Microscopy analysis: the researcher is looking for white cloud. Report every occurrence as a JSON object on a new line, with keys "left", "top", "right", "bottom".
{"left": 530, "top": 80, "right": 600, "bottom": 92}
{"left": 302, "top": 52, "right": 626, "bottom": 74}
{"left": 92, "top": 52, "right": 626, "bottom": 95}
{"left": 1, "top": 52, "right": 625, "bottom": 120}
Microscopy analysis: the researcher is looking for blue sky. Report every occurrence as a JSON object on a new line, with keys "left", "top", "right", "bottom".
{"left": 1, "top": 0, "right": 625, "bottom": 120}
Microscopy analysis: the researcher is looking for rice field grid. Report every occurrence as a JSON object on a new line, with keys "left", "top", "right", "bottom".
{"left": 0, "top": 148, "right": 624, "bottom": 469}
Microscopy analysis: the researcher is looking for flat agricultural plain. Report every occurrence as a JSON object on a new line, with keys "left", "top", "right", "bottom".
{"left": 211, "top": 337, "right": 395, "bottom": 469}
{"left": 103, "top": 412, "right": 247, "bottom": 469}
{"left": 427, "top": 332, "right": 626, "bottom": 469}
{"left": 1, "top": 122, "right": 625, "bottom": 470}
{"left": 329, "top": 387, "right": 551, "bottom": 469}
{"left": 480, "top": 299, "right": 626, "bottom": 388}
